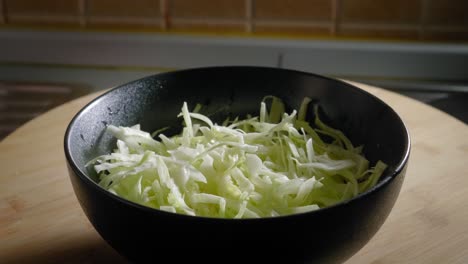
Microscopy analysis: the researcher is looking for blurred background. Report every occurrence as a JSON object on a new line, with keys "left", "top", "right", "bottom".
{"left": 0, "top": 0, "right": 467, "bottom": 139}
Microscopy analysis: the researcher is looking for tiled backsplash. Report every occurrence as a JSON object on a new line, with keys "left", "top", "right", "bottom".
{"left": 0, "top": 0, "right": 467, "bottom": 41}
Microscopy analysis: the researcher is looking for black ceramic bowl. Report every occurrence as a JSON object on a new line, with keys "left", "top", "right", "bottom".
{"left": 64, "top": 66, "right": 410, "bottom": 264}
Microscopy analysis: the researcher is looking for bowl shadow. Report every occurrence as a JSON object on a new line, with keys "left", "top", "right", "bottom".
{"left": 2, "top": 237, "right": 127, "bottom": 264}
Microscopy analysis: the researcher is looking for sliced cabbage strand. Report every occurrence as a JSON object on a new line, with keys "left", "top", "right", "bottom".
{"left": 89, "top": 97, "right": 387, "bottom": 218}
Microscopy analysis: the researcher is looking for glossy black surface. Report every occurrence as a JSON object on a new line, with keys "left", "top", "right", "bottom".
{"left": 64, "top": 66, "right": 410, "bottom": 263}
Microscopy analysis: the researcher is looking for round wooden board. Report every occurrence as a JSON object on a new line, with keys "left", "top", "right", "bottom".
{"left": 1, "top": 81, "right": 467, "bottom": 263}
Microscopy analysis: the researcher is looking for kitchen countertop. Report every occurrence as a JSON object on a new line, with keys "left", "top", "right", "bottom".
{"left": 0, "top": 81, "right": 467, "bottom": 263}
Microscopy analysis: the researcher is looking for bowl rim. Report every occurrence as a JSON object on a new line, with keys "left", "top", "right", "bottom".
{"left": 64, "top": 65, "right": 411, "bottom": 222}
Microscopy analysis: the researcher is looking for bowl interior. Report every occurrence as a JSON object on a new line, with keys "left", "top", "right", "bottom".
{"left": 66, "top": 66, "right": 409, "bottom": 188}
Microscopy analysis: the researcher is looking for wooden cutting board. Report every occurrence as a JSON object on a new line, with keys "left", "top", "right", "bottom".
{"left": 1, "top": 82, "right": 467, "bottom": 264}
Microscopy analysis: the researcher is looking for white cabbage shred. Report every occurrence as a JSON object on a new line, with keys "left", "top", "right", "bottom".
{"left": 88, "top": 97, "right": 387, "bottom": 218}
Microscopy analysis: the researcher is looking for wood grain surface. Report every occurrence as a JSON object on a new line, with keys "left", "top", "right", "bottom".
{"left": 0, "top": 82, "right": 467, "bottom": 264}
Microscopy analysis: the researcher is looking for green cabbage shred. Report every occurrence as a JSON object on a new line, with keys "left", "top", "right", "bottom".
{"left": 88, "top": 97, "right": 387, "bottom": 218}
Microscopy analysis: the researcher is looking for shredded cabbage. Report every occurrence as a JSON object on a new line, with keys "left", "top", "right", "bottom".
{"left": 88, "top": 97, "right": 387, "bottom": 218}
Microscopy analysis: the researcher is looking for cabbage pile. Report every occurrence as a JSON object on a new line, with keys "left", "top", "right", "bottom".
{"left": 88, "top": 97, "right": 386, "bottom": 218}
